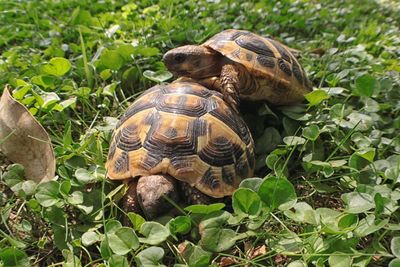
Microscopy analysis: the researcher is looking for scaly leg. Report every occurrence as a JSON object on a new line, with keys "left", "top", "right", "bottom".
{"left": 220, "top": 64, "right": 241, "bottom": 113}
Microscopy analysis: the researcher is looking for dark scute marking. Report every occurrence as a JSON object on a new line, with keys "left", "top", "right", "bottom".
{"left": 141, "top": 154, "right": 162, "bottom": 170}
{"left": 144, "top": 111, "right": 157, "bottom": 125}
{"left": 116, "top": 125, "right": 141, "bottom": 151}
{"left": 117, "top": 99, "right": 156, "bottom": 127}
{"left": 235, "top": 37, "right": 275, "bottom": 57}
{"left": 246, "top": 147, "right": 255, "bottom": 169}
{"left": 231, "top": 49, "right": 241, "bottom": 59}
{"left": 113, "top": 151, "right": 129, "bottom": 173}
{"left": 143, "top": 118, "right": 197, "bottom": 159}
{"left": 246, "top": 52, "right": 253, "bottom": 61}
{"left": 164, "top": 127, "right": 178, "bottom": 138}
{"left": 201, "top": 168, "right": 220, "bottom": 189}
{"left": 232, "top": 143, "right": 245, "bottom": 161}
{"left": 170, "top": 156, "right": 192, "bottom": 170}
{"left": 107, "top": 138, "right": 117, "bottom": 161}
{"left": 278, "top": 59, "right": 292, "bottom": 76}
{"left": 209, "top": 107, "right": 252, "bottom": 145}
{"left": 292, "top": 60, "right": 304, "bottom": 84}
{"left": 235, "top": 158, "right": 249, "bottom": 178}
{"left": 256, "top": 55, "right": 275, "bottom": 68}
{"left": 194, "top": 118, "right": 208, "bottom": 136}
{"left": 222, "top": 166, "right": 235, "bottom": 186}
{"left": 198, "top": 136, "right": 235, "bottom": 167}
{"left": 274, "top": 81, "right": 290, "bottom": 94}
{"left": 269, "top": 39, "right": 291, "bottom": 62}
{"left": 235, "top": 116, "right": 253, "bottom": 145}
{"left": 156, "top": 94, "right": 207, "bottom": 117}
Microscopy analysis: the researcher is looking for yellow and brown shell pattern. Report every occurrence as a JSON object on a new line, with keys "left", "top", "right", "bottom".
{"left": 203, "top": 29, "right": 312, "bottom": 104}
{"left": 106, "top": 81, "right": 255, "bottom": 198}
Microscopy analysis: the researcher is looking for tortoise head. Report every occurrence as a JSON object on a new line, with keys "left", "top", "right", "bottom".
{"left": 163, "top": 45, "right": 223, "bottom": 79}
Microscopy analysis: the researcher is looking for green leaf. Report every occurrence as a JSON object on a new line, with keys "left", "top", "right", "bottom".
{"left": 135, "top": 246, "right": 165, "bottom": 267}
{"left": 0, "top": 247, "right": 30, "bottom": 267}
{"left": 99, "top": 49, "right": 124, "bottom": 70}
{"left": 168, "top": 216, "right": 192, "bottom": 235}
{"left": 284, "top": 202, "right": 319, "bottom": 225}
{"left": 184, "top": 203, "right": 225, "bottom": 214}
{"left": 109, "top": 255, "right": 129, "bottom": 267}
{"left": 62, "top": 249, "right": 82, "bottom": 267}
{"left": 75, "top": 168, "right": 97, "bottom": 184}
{"left": 232, "top": 188, "right": 261, "bottom": 216}
{"left": 143, "top": 70, "right": 173, "bottom": 82}
{"left": 354, "top": 215, "right": 388, "bottom": 237}
{"left": 305, "top": 89, "right": 329, "bottom": 106}
{"left": 391, "top": 236, "right": 400, "bottom": 258}
{"left": 239, "top": 177, "right": 263, "bottom": 192}
{"left": 139, "top": 222, "right": 170, "bottom": 245}
{"left": 354, "top": 74, "right": 378, "bottom": 97}
{"left": 342, "top": 192, "right": 375, "bottom": 213}
{"left": 199, "top": 211, "right": 237, "bottom": 252}
{"left": 81, "top": 231, "right": 100, "bottom": 246}
{"left": 302, "top": 125, "right": 320, "bottom": 141}
{"left": 258, "top": 177, "right": 297, "bottom": 211}
{"left": 328, "top": 253, "right": 352, "bottom": 267}
{"left": 35, "top": 181, "right": 60, "bottom": 207}
{"left": 389, "top": 259, "right": 400, "bottom": 267}
{"left": 42, "top": 57, "right": 72, "bottom": 76}
{"left": 283, "top": 136, "right": 306, "bottom": 146}
{"left": 127, "top": 212, "right": 146, "bottom": 231}
{"left": 178, "top": 242, "right": 212, "bottom": 267}
{"left": 356, "top": 148, "right": 376, "bottom": 162}
{"left": 108, "top": 227, "right": 139, "bottom": 255}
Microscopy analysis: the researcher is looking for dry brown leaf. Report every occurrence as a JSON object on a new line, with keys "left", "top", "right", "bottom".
{"left": 0, "top": 85, "right": 55, "bottom": 182}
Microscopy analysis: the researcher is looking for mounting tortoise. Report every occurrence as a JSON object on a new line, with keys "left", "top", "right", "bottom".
{"left": 163, "top": 29, "right": 312, "bottom": 111}
{"left": 106, "top": 80, "right": 255, "bottom": 219}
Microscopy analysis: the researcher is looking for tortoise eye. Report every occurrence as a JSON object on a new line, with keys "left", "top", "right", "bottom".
{"left": 174, "top": 53, "right": 186, "bottom": 63}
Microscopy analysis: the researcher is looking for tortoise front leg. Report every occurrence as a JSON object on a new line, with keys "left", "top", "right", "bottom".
{"left": 220, "top": 64, "right": 241, "bottom": 113}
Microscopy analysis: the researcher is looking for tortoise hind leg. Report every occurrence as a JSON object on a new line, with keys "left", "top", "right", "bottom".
{"left": 179, "top": 182, "right": 213, "bottom": 205}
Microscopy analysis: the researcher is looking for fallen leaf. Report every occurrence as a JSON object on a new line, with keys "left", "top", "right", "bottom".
{"left": 0, "top": 85, "right": 55, "bottom": 182}
{"left": 218, "top": 256, "right": 238, "bottom": 267}
{"left": 246, "top": 245, "right": 267, "bottom": 259}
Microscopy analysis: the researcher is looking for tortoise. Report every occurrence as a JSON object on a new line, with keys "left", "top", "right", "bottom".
{"left": 105, "top": 80, "right": 255, "bottom": 219}
{"left": 163, "top": 29, "right": 312, "bottom": 111}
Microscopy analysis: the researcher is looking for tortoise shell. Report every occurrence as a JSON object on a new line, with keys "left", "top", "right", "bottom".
{"left": 106, "top": 80, "right": 255, "bottom": 198}
{"left": 203, "top": 29, "right": 312, "bottom": 103}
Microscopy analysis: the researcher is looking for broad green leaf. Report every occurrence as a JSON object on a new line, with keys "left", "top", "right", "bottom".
{"left": 143, "top": 70, "right": 173, "bottom": 82}
{"left": 258, "top": 177, "right": 297, "bottom": 211}
{"left": 62, "top": 249, "right": 82, "bottom": 267}
{"left": 284, "top": 202, "right": 319, "bottom": 225}
{"left": 75, "top": 168, "right": 97, "bottom": 184}
{"left": 287, "top": 260, "right": 307, "bottom": 267}
{"left": 328, "top": 253, "right": 352, "bottom": 267}
{"left": 184, "top": 203, "right": 225, "bottom": 214}
{"left": 42, "top": 57, "right": 71, "bottom": 76}
{"left": 305, "top": 89, "right": 329, "bottom": 106}
{"left": 99, "top": 49, "right": 124, "bottom": 70}
{"left": 239, "top": 177, "right": 263, "bottom": 192}
{"left": 109, "top": 255, "right": 129, "bottom": 267}
{"left": 356, "top": 148, "right": 376, "bottom": 162}
{"left": 168, "top": 216, "right": 192, "bottom": 235}
{"left": 178, "top": 242, "right": 212, "bottom": 267}
{"left": 139, "top": 222, "right": 170, "bottom": 245}
{"left": 199, "top": 211, "right": 237, "bottom": 252}
{"left": 127, "top": 212, "right": 146, "bottom": 231}
{"left": 389, "top": 259, "right": 400, "bottom": 267}
{"left": 354, "top": 215, "right": 388, "bottom": 237}
{"left": 232, "top": 188, "right": 261, "bottom": 216}
{"left": 108, "top": 227, "right": 139, "bottom": 255}
{"left": 302, "top": 125, "right": 320, "bottom": 141}
{"left": 342, "top": 192, "right": 375, "bottom": 213}
{"left": 283, "top": 136, "right": 306, "bottom": 146}
{"left": 135, "top": 246, "right": 166, "bottom": 267}
{"left": 35, "top": 181, "right": 60, "bottom": 207}
{"left": 391, "top": 236, "right": 400, "bottom": 258}
{"left": 82, "top": 231, "right": 100, "bottom": 246}
{"left": 0, "top": 247, "right": 30, "bottom": 267}
{"left": 354, "top": 74, "right": 378, "bottom": 97}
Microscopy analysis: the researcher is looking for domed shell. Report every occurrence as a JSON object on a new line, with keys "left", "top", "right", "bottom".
{"left": 203, "top": 29, "right": 312, "bottom": 99}
{"left": 106, "top": 81, "right": 255, "bottom": 198}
